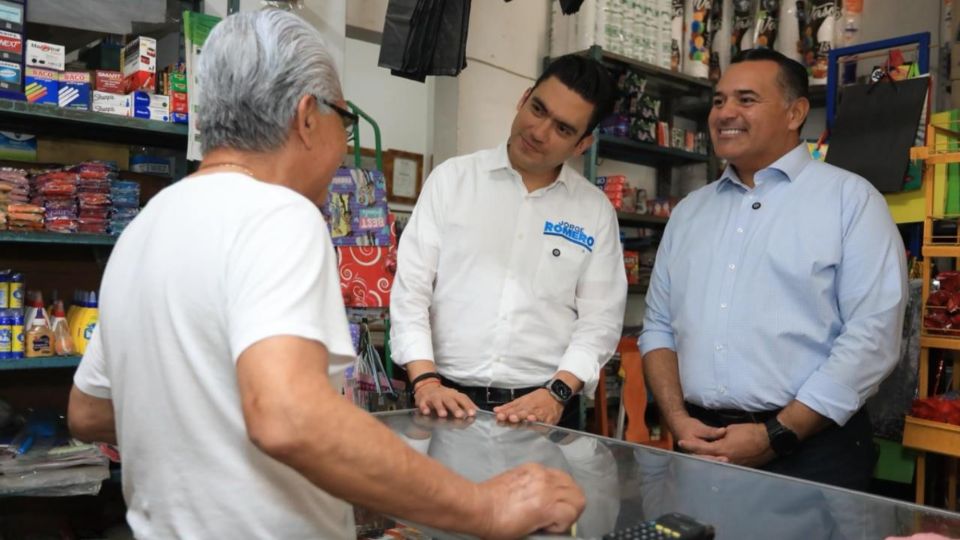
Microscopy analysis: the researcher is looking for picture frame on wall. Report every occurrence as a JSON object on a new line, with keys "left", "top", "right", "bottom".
{"left": 384, "top": 149, "right": 423, "bottom": 205}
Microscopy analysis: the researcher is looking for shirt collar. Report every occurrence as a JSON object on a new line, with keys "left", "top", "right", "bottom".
{"left": 716, "top": 143, "right": 812, "bottom": 192}
{"left": 486, "top": 142, "right": 572, "bottom": 190}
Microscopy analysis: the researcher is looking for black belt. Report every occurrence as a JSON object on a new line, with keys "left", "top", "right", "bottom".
{"left": 441, "top": 377, "right": 542, "bottom": 405}
{"left": 685, "top": 402, "right": 781, "bottom": 426}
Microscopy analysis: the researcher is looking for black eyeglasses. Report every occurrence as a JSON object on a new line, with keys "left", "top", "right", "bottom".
{"left": 322, "top": 99, "right": 358, "bottom": 137}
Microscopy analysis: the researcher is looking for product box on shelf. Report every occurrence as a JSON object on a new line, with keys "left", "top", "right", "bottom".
{"left": 171, "top": 112, "right": 188, "bottom": 124}
{"left": 26, "top": 40, "right": 65, "bottom": 71}
{"left": 168, "top": 71, "right": 187, "bottom": 93}
{"left": 624, "top": 250, "right": 640, "bottom": 285}
{"left": 94, "top": 70, "right": 124, "bottom": 94}
{"left": 169, "top": 91, "right": 187, "bottom": 114}
{"left": 0, "top": 131, "right": 35, "bottom": 161}
{"left": 0, "top": 0, "right": 24, "bottom": 33}
{"left": 58, "top": 71, "right": 91, "bottom": 110}
{"left": 130, "top": 91, "right": 169, "bottom": 122}
{"left": 122, "top": 36, "right": 157, "bottom": 93}
{"left": 129, "top": 153, "right": 173, "bottom": 177}
{"left": 24, "top": 67, "right": 58, "bottom": 104}
{"left": 0, "top": 29, "right": 21, "bottom": 62}
{"left": 91, "top": 91, "right": 129, "bottom": 116}
{"left": 0, "top": 58, "right": 19, "bottom": 91}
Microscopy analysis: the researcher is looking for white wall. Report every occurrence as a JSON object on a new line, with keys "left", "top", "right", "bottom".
{"left": 204, "top": 0, "right": 346, "bottom": 78}
{"left": 343, "top": 38, "right": 432, "bottom": 157}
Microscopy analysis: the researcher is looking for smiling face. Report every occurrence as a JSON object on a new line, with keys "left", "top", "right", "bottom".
{"left": 506, "top": 76, "right": 596, "bottom": 177}
{"left": 709, "top": 60, "right": 808, "bottom": 176}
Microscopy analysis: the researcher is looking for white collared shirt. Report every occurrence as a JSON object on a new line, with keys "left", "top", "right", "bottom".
{"left": 390, "top": 143, "right": 627, "bottom": 396}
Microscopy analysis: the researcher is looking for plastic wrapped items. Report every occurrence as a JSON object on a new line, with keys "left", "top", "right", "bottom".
{"left": 923, "top": 271, "right": 960, "bottom": 334}
{"left": 108, "top": 179, "right": 140, "bottom": 235}
{"left": 7, "top": 203, "right": 43, "bottom": 231}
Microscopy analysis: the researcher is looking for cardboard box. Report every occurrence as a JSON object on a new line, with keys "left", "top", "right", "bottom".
{"left": 130, "top": 91, "right": 169, "bottom": 122}
{"left": 171, "top": 112, "right": 188, "bottom": 124}
{"left": 94, "top": 70, "right": 124, "bottom": 94}
{"left": 130, "top": 154, "right": 173, "bottom": 177}
{"left": 0, "top": 0, "right": 23, "bottom": 33}
{"left": 0, "top": 131, "right": 35, "bottom": 161}
{"left": 0, "top": 58, "right": 19, "bottom": 91}
{"left": 122, "top": 37, "right": 156, "bottom": 93}
{"left": 0, "top": 29, "right": 21, "bottom": 62}
{"left": 91, "top": 90, "right": 128, "bottom": 116}
{"left": 58, "top": 71, "right": 91, "bottom": 110}
{"left": 169, "top": 72, "right": 187, "bottom": 93}
{"left": 26, "top": 40, "right": 65, "bottom": 71}
{"left": 169, "top": 91, "right": 188, "bottom": 114}
{"left": 24, "top": 67, "right": 58, "bottom": 104}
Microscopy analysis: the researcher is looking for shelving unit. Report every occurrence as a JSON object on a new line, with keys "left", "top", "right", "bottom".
{"left": 0, "top": 231, "right": 117, "bottom": 246}
{"left": 0, "top": 356, "right": 82, "bottom": 371}
{"left": 569, "top": 46, "right": 716, "bottom": 230}
{"left": 902, "top": 124, "right": 960, "bottom": 509}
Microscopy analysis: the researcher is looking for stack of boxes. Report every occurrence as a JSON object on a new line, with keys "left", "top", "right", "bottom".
{"left": 0, "top": 0, "right": 23, "bottom": 94}
{"left": 11, "top": 33, "right": 186, "bottom": 125}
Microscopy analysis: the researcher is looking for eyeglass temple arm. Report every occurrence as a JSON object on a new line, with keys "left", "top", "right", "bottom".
{"left": 347, "top": 101, "right": 383, "bottom": 172}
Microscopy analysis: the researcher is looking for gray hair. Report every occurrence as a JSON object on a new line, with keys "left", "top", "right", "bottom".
{"left": 196, "top": 9, "right": 342, "bottom": 155}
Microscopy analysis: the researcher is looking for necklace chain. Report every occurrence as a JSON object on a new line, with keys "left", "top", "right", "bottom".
{"left": 199, "top": 162, "right": 256, "bottom": 177}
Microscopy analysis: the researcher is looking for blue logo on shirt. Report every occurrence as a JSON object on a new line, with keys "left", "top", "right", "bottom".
{"left": 543, "top": 220, "right": 594, "bottom": 251}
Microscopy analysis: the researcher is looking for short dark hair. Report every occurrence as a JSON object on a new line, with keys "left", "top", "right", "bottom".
{"left": 532, "top": 54, "right": 616, "bottom": 138}
{"left": 730, "top": 48, "right": 809, "bottom": 102}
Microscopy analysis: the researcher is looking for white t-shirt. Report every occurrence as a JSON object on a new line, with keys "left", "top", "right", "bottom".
{"left": 74, "top": 172, "right": 356, "bottom": 540}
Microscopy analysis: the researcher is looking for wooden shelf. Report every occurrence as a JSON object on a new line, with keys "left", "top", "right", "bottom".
{"left": 923, "top": 245, "right": 960, "bottom": 258}
{"left": 0, "top": 355, "right": 82, "bottom": 371}
{"left": 616, "top": 211, "right": 668, "bottom": 228}
{"left": 0, "top": 230, "right": 116, "bottom": 246}
{"left": 598, "top": 135, "right": 710, "bottom": 168}
{"left": 0, "top": 97, "right": 187, "bottom": 149}
{"left": 903, "top": 416, "right": 960, "bottom": 458}
{"left": 920, "top": 335, "right": 960, "bottom": 351}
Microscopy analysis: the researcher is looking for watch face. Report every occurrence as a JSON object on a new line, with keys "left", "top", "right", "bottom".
{"left": 550, "top": 379, "right": 573, "bottom": 401}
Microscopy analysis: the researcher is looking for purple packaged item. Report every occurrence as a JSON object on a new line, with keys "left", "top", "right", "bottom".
{"left": 321, "top": 168, "right": 390, "bottom": 247}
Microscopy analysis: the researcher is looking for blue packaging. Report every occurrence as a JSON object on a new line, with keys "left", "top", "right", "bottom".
{"left": 58, "top": 71, "right": 91, "bottom": 110}
{"left": 24, "top": 67, "right": 57, "bottom": 105}
{"left": 0, "top": 309, "right": 12, "bottom": 360}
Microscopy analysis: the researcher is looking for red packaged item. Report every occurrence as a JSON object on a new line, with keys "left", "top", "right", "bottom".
{"left": 40, "top": 181, "right": 78, "bottom": 197}
{"left": 79, "top": 208, "right": 110, "bottom": 220}
{"left": 94, "top": 70, "right": 124, "bottom": 94}
{"left": 911, "top": 396, "right": 960, "bottom": 426}
{"left": 337, "top": 215, "right": 397, "bottom": 307}
{"left": 78, "top": 192, "right": 111, "bottom": 206}
{"left": 624, "top": 250, "right": 640, "bottom": 285}
{"left": 45, "top": 218, "right": 78, "bottom": 233}
{"left": 7, "top": 203, "right": 42, "bottom": 214}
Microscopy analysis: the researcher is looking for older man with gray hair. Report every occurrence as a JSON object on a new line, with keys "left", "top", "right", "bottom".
{"left": 66, "top": 9, "right": 584, "bottom": 539}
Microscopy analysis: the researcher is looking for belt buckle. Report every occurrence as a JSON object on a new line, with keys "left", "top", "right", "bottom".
{"left": 485, "top": 387, "right": 513, "bottom": 404}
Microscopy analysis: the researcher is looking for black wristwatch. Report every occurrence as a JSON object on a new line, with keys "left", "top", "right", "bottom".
{"left": 544, "top": 378, "right": 575, "bottom": 404}
{"left": 764, "top": 417, "right": 800, "bottom": 457}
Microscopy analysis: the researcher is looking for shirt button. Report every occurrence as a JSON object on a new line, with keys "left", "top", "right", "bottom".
{"left": 715, "top": 344, "right": 724, "bottom": 351}
{"left": 495, "top": 357, "right": 502, "bottom": 363}
{"left": 517, "top": 234, "right": 524, "bottom": 240}
{"left": 720, "top": 303, "right": 727, "bottom": 309}
{"left": 736, "top": 227, "right": 744, "bottom": 234}
{"left": 728, "top": 263, "right": 736, "bottom": 270}
{"left": 719, "top": 385, "right": 727, "bottom": 394}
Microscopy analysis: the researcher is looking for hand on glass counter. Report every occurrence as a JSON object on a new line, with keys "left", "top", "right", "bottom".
{"left": 413, "top": 383, "right": 477, "bottom": 419}
{"left": 477, "top": 462, "right": 585, "bottom": 539}
{"left": 493, "top": 389, "right": 564, "bottom": 425}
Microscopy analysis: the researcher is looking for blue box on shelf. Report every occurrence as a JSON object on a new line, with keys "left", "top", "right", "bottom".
{"left": 0, "top": 58, "right": 19, "bottom": 91}
{"left": 24, "top": 67, "right": 57, "bottom": 105}
{"left": 58, "top": 71, "right": 91, "bottom": 110}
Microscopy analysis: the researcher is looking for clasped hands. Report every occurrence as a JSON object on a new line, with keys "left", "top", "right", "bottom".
{"left": 670, "top": 415, "right": 776, "bottom": 468}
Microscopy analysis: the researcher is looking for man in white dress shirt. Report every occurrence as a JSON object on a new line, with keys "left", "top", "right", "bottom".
{"left": 390, "top": 55, "right": 628, "bottom": 429}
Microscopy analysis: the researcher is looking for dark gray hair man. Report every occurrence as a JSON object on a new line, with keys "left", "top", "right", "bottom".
{"left": 67, "top": 9, "right": 584, "bottom": 539}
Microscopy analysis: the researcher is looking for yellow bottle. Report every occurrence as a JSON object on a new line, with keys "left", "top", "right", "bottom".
{"left": 71, "top": 291, "right": 99, "bottom": 355}
{"left": 25, "top": 300, "right": 54, "bottom": 358}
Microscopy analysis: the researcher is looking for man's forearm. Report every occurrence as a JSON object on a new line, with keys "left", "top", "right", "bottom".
{"left": 777, "top": 400, "right": 831, "bottom": 440}
{"left": 269, "top": 385, "right": 492, "bottom": 536}
{"left": 642, "top": 348, "right": 688, "bottom": 430}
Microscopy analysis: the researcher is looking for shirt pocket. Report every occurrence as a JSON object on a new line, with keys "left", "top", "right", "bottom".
{"left": 533, "top": 236, "right": 588, "bottom": 305}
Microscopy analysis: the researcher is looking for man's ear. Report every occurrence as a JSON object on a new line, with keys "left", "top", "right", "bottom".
{"left": 294, "top": 94, "right": 316, "bottom": 149}
{"left": 517, "top": 87, "right": 532, "bottom": 112}
{"left": 574, "top": 132, "right": 595, "bottom": 156}
{"left": 787, "top": 97, "right": 810, "bottom": 132}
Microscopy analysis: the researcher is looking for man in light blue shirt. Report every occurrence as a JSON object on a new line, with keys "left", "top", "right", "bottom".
{"left": 640, "top": 48, "right": 907, "bottom": 490}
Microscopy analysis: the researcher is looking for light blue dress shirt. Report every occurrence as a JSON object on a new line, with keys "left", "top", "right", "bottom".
{"left": 639, "top": 144, "right": 908, "bottom": 425}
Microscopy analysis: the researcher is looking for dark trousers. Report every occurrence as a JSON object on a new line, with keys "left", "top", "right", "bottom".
{"left": 442, "top": 377, "right": 583, "bottom": 430}
{"left": 686, "top": 403, "right": 877, "bottom": 491}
